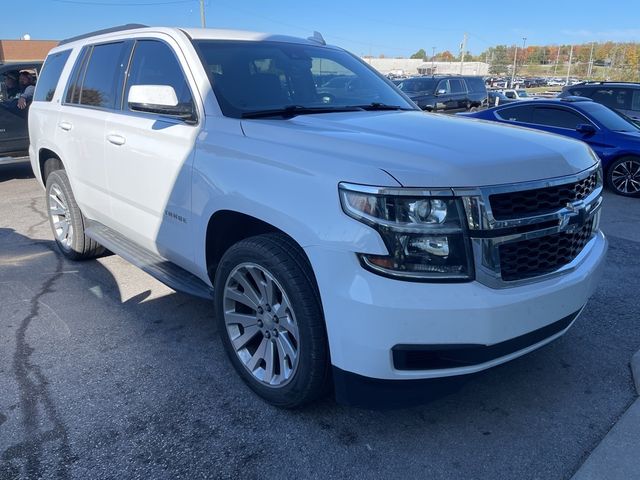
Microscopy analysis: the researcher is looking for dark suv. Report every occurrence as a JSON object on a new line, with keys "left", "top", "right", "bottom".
{"left": 560, "top": 82, "right": 640, "bottom": 124}
{"left": 0, "top": 62, "right": 42, "bottom": 162}
{"left": 395, "top": 75, "right": 487, "bottom": 113}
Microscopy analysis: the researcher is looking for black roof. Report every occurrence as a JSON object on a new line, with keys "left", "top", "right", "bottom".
{"left": 569, "top": 81, "right": 640, "bottom": 88}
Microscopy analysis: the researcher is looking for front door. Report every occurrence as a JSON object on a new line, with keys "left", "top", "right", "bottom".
{"left": 104, "top": 37, "right": 201, "bottom": 268}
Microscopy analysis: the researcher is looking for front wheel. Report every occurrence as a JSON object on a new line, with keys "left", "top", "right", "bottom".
{"left": 213, "top": 233, "right": 330, "bottom": 408}
{"left": 606, "top": 156, "right": 640, "bottom": 197}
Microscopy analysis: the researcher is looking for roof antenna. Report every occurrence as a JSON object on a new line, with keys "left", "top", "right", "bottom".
{"left": 308, "top": 31, "right": 326, "bottom": 46}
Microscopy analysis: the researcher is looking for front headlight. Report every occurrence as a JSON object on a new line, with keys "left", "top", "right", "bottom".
{"left": 339, "top": 183, "right": 473, "bottom": 281}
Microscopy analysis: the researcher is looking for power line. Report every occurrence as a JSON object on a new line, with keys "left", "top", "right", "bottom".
{"left": 50, "top": 0, "right": 195, "bottom": 6}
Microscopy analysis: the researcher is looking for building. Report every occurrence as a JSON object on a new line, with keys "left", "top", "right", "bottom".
{"left": 362, "top": 57, "right": 489, "bottom": 76}
{"left": 0, "top": 40, "right": 59, "bottom": 63}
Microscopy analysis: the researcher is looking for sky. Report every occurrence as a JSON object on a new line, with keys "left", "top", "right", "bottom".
{"left": 2, "top": 0, "right": 639, "bottom": 57}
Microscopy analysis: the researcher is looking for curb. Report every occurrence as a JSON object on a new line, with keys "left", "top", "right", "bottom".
{"left": 570, "top": 348, "right": 640, "bottom": 480}
{"left": 631, "top": 349, "right": 640, "bottom": 395}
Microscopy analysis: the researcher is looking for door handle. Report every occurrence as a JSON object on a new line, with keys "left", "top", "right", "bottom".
{"left": 107, "top": 134, "right": 126, "bottom": 146}
{"left": 58, "top": 121, "right": 72, "bottom": 131}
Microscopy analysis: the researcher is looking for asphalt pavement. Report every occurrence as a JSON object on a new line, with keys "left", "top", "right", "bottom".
{"left": 0, "top": 161, "right": 638, "bottom": 480}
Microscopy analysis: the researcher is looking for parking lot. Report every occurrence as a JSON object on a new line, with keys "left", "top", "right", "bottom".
{"left": 0, "top": 160, "right": 637, "bottom": 479}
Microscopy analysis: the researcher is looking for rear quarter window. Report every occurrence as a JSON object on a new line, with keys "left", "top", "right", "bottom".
{"left": 33, "top": 50, "right": 72, "bottom": 102}
{"left": 464, "top": 77, "right": 487, "bottom": 94}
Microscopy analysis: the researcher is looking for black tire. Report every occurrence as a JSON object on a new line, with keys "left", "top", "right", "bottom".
{"left": 45, "top": 169, "right": 105, "bottom": 259}
{"left": 214, "top": 233, "right": 330, "bottom": 408}
{"left": 606, "top": 156, "right": 640, "bottom": 197}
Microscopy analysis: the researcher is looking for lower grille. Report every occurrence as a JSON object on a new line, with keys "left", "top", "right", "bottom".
{"left": 392, "top": 310, "right": 580, "bottom": 370}
{"left": 499, "top": 220, "right": 594, "bottom": 281}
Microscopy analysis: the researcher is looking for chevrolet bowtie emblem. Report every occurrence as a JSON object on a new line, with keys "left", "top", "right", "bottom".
{"left": 560, "top": 203, "right": 587, "bottom": 231}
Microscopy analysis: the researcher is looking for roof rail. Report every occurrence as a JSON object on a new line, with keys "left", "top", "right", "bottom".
{"left": 59, "top": 24, "right": 148, "bottom": 46}
{"left": 577, "top": 81, "right": 640, "bottom": 86}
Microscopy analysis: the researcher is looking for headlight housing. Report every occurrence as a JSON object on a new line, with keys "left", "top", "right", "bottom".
{"left": 339, "top": 183, "right": 474, "bottom": 281}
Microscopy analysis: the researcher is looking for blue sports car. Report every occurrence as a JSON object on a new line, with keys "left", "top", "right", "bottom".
{"left": 461, "top": 97, "right": 640, "bottom": 197}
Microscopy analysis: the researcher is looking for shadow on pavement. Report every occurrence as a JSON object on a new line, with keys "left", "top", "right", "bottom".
{"left": 1, "top": 225, "right": 639, "bottom": 479}
{"left": 0, "top": 161, "right": 34, "bottom": 183}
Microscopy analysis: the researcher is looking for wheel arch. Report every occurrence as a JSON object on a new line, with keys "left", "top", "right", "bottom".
{"left": 204, "top": 210, "right": 317, "bottom": 287}
{"left": 38, "top": 148, "right": 64, "bottom": 183}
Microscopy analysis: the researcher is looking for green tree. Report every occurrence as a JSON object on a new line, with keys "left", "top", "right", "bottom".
{"left": 410, "top": 48, "right": 427, "bottom": 60}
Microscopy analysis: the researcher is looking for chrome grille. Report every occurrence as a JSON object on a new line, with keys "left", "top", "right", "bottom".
{"left": 499, "top": 220, "right": 595, "bottom": 281}
{"left": 459, "top": 164, "right": 603, "bottom": 288}
{"left": 489, "top": 172, "right": 598, "bottom": 220}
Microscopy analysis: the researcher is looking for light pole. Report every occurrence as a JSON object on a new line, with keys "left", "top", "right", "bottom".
{"left": 199, "top": 0, "right": 206, "bottom": 28}
{"left": 510, "top": 37, "right": 526, "bottom": 88}
{"left": 520, "top": 37, "right": 527, "bottom": 78}
{"left": 431, "top": 46, "right": 436, "bottom": 75}
{"left": 510, "top": 45, "right": 518, "bottom": 88}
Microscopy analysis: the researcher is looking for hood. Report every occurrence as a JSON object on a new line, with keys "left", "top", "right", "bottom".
{"left": 240, "top": 111, "right": 598, "bottom": 188}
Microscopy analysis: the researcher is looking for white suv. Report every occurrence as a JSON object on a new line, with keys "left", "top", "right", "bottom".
{"left": 29, "top": 25, "right": 607, "bottom": 407}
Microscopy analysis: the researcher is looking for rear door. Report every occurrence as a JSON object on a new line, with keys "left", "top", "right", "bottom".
{"left": 448, "top": 78, "right": 468, "bottom": 112}
{"left": 55, "top": 41, "right": 131, "bottom": 222}
{"left": 104, "top": 37, "right": 202, "bottom": 267}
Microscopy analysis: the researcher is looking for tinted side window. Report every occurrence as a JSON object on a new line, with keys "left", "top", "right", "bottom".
{"left": 465, "top": 77, "right": 486, "bottom": 93}
{"left": 589, "top": 88, "right": 631, "bottom": 110}
{"left": 532, "top": 107, "right": 587, "bottom": 129}
{"left": 632, "top": 90, "right": 640, "bottom": 112}
{"left": 80, "top": 42, "right": 127, "bottom": 109}
{"left": 450, "top": 78, "right": 465, "bottom": 94}
{"left": 34, "top": 50, "right": 71, "bottom": 102}
{"left": 436, "top": 80, "right": 450, "bottom": 94}
{"left": 65, "top": 47, "right": 91, "bottom": 104}
{"left": 125, "top": 40, "right": 193, "bottom": 113}
{"left": 496, "top": 105, "right": 533, "bottom": 122}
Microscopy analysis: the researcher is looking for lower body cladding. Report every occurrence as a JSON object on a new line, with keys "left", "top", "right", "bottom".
{"left": 305, "top": 231, "right": 607, "bottom": 407}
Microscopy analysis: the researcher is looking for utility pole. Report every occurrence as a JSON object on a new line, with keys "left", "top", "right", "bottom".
{"left": 510, "top": 44, "right": 518, "bottom": 87}
{"left": 566, "top": 44, "right": 574, "bottom": 84}
{"left": 553, "top": 46, "right": 561, "bottom": 76}
{"left": 431, "top": 46, "right": 436, "bottom": 75}
{"left": 459, "top": 33, "right": 467, "bottom": 74}
{"left": 199, "top": 0, "right": 206, "bottom": 28}
{"left": 520, "top": 37, "right": 527, "bottom": 77}
{"left": 587, "top": 42, "right": 595, "bottom": 79}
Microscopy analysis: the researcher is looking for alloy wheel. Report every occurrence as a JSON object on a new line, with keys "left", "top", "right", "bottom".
{"left": 611, "top": 159, "right": 640, "bottom": 195}
{"left": 48, "top": 183, "right": 74, "bottom": 248}
{"left": 223, "top": 263, "right": 300, "bottom": 387}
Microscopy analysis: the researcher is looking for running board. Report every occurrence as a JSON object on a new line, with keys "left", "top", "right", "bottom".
{"left": 85, "top": 220, "right": 213, "bottom": 300}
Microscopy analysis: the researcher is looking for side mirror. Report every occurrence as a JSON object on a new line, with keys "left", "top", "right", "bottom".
{"left": 128, "top": 85, "right": 195, "bottom": 123}
{"left": 576, "top": 123, "right": 596, "bottom": 135}
{"left": 436, "top": 89, "right": 447, "bottom": 95}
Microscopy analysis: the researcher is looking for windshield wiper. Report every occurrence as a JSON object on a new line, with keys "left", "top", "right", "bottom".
{"left": 241, "top": 105, "right": 363, "bottom": 119}
{"left": 349, "top": 102, "right": 414, "bottom": 111}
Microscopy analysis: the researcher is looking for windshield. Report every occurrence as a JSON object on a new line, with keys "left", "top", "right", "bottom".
{"left": 517, "top": 90, "right": 529, "bottom": 97}
{"left": 580, "top": 102, "right": 640, "bottom": 132}
{"left": 194, "top": 40, "right": 416, "bottom": 118}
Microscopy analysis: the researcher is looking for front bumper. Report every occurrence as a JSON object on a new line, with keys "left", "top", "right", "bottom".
{"left": 305, "top": 230, "right": 607, "bottom": 382}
